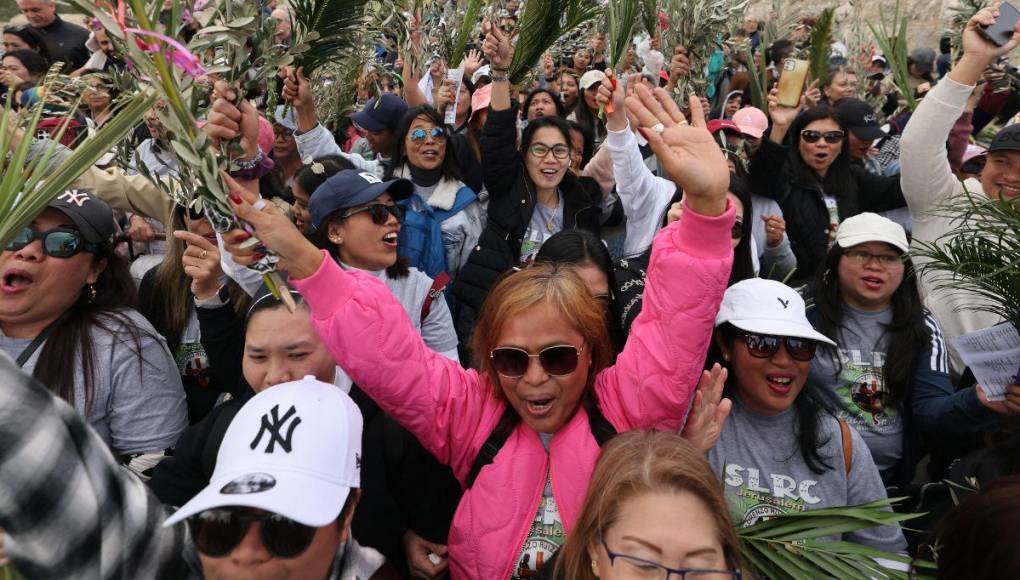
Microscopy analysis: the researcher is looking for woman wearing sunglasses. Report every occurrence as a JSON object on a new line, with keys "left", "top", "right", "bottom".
{"left": 220, "top": 72, "right": 735, "bottom": 577}
{"left": 708, "top": 278, "right": 907, "bottom": 552}
{"left": 554, "top": 431, "right": 743, "bottom": 579}
{"left": 454, "top": 26, "right": 604, "bottom": 338}
{"left": 0, "top": 190, "right": 186, "bottom": 475}
{"left": 384, "top": 105, "right": 483, "bottom": 280}
{"left": 750, "top": 89, "right": 907, "bottom": 284}
{"left": 809, "top": 213, "right": 1007, "bottom": 487}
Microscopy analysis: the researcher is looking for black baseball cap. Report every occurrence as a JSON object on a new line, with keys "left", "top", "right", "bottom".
{"left": 46, "top": 188, "right": 116, "bottom": 245}
{"left": 988, "top": 124, "right": 1020, "bottom": 154}
{"left": 350, "top": 94, "right": 408, "bottom": 133}
{"left": 308, "top": 170, "right": 413, "bottom": 229}
{"left": 834, "top": 98, "right": 886, "bottom": 141}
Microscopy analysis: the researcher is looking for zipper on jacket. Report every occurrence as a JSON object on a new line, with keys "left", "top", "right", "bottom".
{"left": 505, "top": 447, "right": 551, "bottom": 579}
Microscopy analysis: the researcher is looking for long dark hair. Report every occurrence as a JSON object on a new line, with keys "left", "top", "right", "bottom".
{"left": 812, "top": 243, "right": 931, "bottom": 405}
{"left": 294, "top": 155, "right": 355, "bottom": 201}
{"left": 728, "top": 172, "right": 756, "bottom": 286}
{"left": 523, "top": 87, "right": 567, "bottom": 119}
{"left": 386, "top": 105, "right": 465, "bottom": 184}
{"left": 567, "top": 119, "right": 595, "bottom": 168}
{"left": 787, "top": 106, "right": 856, "bottom": 200}
{"left": 713, "top": 322, "right": 836, "bottom": 474}
{"left": 33, "top": 246, "right": 148, "bottom": 414}
{"left": 570, "top": 92, "right": 606, "bottom": 142}
{"left": 536, "top": 229, "right": 624, "bottom": 355}
{"left": 3, "top": 25, "right": 52, "bottom": 64}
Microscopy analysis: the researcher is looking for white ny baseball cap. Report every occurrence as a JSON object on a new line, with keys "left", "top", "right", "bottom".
{"left": 164, "top": 376, "right": 363, "bottom": 527}
{"left": 715, "top": 279, "right": 836, "bottom": 346}
{"left": 835, "top": 212, "right": 909, "bottom": 254}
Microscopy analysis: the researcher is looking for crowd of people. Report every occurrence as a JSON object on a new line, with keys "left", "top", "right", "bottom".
{"left": 2, "top": 0, "right": 1020, "bottom": 578}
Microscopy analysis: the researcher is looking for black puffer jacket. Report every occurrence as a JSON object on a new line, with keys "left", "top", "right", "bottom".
{"left": 453, "top": 103, "right": 602, "bottom": 344}
{"left": 749, "top": 137, "right": 906, "bottom": 284}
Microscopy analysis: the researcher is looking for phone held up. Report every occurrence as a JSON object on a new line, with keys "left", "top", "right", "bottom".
{"left": 777, "top": 58, "right": 809, "bottom": 108}
{"left": 979, "top": 2, "right": 1020, "bottom": 47}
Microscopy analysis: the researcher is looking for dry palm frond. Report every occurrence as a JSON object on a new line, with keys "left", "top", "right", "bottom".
{"left": 289, "top": 0, "right": 372, "bottom": 76}
{"left": 808, "top": 7, "right": 835, "bottom": 84}
{"left": 662, "top": 0, "right": 750, "bottom": 103}
{"left": 508, "top": 0, "right": 603, "bottom": 85}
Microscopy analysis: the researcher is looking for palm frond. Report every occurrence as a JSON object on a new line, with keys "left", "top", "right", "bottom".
{"left": 912, "top": 186, "right": 1020, "bottom": 329}
{"left": 737, "top": 498, "right": 935, "bottom": 579}
{"left": 450, "top": 0, "right": 484, "bottom": 68}
{"left": 290, "top": 0, "right": 372, "bottom": 75}
{"left": 640, "top": 0, "right": 659, "bottom": 38}
{"left": 808, "top": 7, "right": 835, "bottom": 84}
{"left": 606, "top": 0, "right": 641, "bottom": 71}
{"left": 867, "top": 0, "right": 917, "bottom": 112}
{"left": 946, "top": 0, "right": 987, "bottom": 63}
{"left": 508, "top": 0, "right": 603, "bottom": 85}
{"left": 662, "top": 0, "right": 750, "bottom": 103}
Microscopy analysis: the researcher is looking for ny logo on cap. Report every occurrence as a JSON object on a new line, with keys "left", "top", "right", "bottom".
{"left": 360, "top": 172, "right": 381, "bottom": 184}
{"left": 250, "top": 404, "right": 302, "bottom": 453}
{"left": 863, "top": 114, "right": 877, "bottom": 124}
{"left": 59, "top": 190, "right": 91, "bottom": 207}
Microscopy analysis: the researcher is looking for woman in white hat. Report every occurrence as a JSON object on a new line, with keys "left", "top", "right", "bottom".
{"left": 708, "top": 278, "right": 907, "bottom": 553}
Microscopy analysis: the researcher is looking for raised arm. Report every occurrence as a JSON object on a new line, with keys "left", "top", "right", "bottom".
{"left": 478, "top": 23, "right": 522, "bottom": 200}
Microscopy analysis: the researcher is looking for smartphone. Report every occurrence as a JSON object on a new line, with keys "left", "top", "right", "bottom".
{"left": 777, "top": 58, "right": 809, "bottom": 108}
{"left": 980, "top": 2, "right": 1020, "bottom": 47}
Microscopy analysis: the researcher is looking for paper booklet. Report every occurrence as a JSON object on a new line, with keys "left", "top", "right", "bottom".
{"left": 951, "top": 323, "right": 1020, "bottom": 401}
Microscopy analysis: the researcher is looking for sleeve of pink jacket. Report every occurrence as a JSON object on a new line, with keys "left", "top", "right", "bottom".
{"left": 595, "top": 201, "right": 734, "bottom": 432}
{"left": 291, "top": 257, "right": 501, "bottom": 481}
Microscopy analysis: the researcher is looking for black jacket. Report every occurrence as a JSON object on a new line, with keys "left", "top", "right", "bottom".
{"left": 453, "top": 103, "right": 602, "bottom": 341}
{"left": 749, "top": 137, "right": 907, "bottom": 284}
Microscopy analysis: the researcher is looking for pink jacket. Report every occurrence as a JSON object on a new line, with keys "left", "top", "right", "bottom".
{"left": 293, "top": 202, "right": 734, "bottom": 579}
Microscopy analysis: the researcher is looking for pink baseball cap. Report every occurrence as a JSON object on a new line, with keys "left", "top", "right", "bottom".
{"left": 732, "top": 106, "right": 769, "bottom": 139}
{"left": 962, "top": 143, "right": 987, "bottom": 165}
{"left": 469, "top": 83, "right": 492, "bottom": 122}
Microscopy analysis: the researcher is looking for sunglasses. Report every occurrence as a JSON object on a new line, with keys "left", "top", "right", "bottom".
{"left": 738, "top": 331, "right": 817, "bottom": 362}
{"left": 800, "top": 130, "right": 845, "bottom": 144}
{"left": 340, "top": 203, "right": 405, "bottom": 225}
{"left": 5, "top": 227, "right": 97, "bottom": 258}
{"left": 731, "top": 217, "right": 744, "bottom": 240}
{"left": 528, "top": 143, "right": 571, "bottom": 160}
{"left": 490, "top": 345, "right": 583, "bottom": 378}
{"left": 409, "top": 127, "right": 446, "bottom": 143}
{"left": 188, "top": 508, "right": 317, "bottom": 559}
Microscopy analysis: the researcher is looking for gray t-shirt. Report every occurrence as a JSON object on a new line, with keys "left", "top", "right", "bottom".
{"left": 809, "top": 305, "right": 904, "bottom": 481}
{"left": 708, "top": 397, "right": 907, "bottom": 553}
{"left": 0, "top": 309, "right": 187, "bottom": 456}
{"left": 512, "top": 432, "right": 563, "bottom": 578}
{"left": 520, "top": 201, "right": 564, "bottom": 263}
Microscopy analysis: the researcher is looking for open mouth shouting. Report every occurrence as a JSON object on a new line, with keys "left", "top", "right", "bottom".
{"left": 523, "top": 394, "right": 556, "bottom": 418}
{"left": 1, "top": 269, "right": 34, "bottom": 295}
{"left": 381, "top": 230, "right": 399, "bottom": 249}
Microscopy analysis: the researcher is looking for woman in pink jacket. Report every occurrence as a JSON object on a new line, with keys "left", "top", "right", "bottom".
{"left": 218, "top": 83, "right": 734, "bottom": 578}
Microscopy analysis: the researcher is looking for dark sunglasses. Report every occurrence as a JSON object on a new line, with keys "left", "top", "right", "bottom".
{"left": 731, "top": 218, "right": 744, "bottom": 240}
{"left": 800, "top": 129, "right": 845, "bottom": 144}
{"left": 5, "top": 226, "right": 97, "bottom": 258}
{"left": 340, "top": 203, "right": 405, "bottom": 225}
{"left": 188, "top": 508, "right": 317, "bottom": 559}
{"left": 738, "top": 331, "right": 817, "bottom": 362}
{"left": 490, "top": 345, "right": 582, "bottom": 378}
{"left": 410, "top": 127, "right": 446, "bottom": 142}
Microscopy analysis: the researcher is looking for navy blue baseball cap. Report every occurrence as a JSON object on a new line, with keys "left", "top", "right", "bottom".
{"left": 350, "top": 94, "right": 408, "bottom": 132}
{"left": 309, "top": 170, "right": 413, "bottom": 229}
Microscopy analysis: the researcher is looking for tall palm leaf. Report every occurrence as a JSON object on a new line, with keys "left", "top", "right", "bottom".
{"left": 867, "top": 0, "right": 917, "bottom": 112}
{"left": 606, "top": 0, "right": 640, "bottom": 72}
{"left": 290, "top": 0, "right": 372, "bottom": 75}
{"left": 450, "top": 0, "right": 484, "bottom": 68}
{"left": 808, "top": 7, "right": 835, "bottom": 85}
{"left": 508, "top": 0, "right": 603, "bottom": 85}
{"left": 640, "top": 0, "right": 659, "bottom": 38}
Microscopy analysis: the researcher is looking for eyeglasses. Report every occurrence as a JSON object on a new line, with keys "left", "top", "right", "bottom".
{"left": 409, "top": 127, "right": 446, "bottom": 143}
{"left": 731, "top": 217, "right": 744, "bottom": 240}
{"left": 5, "top": 227, "right": 98, "bottom": 258}
{"left": 490, "top": 344, "right": 582, "bottom": 378}
{"left": 274, "top": 125, "right": 294, "bottom": 137}
{"left": 738, "top": 331, "right": 817, "bottom": 362}
{"left": 188, "top": 508, "right": 318, "bottom": 559}
{"left": 340, "top": 203, "right": 405, "bottom": 225}
{"left": 528, "top": 143, "right": 571, "bottom": 160}
{"left": 800, "top": 130, "right": 845, "bottom": 144}
{"left": 601, "top": 538, "right": 742, "bottom": 580}
{"left": 844, "top": 249, "right": 903, "bottom": 266}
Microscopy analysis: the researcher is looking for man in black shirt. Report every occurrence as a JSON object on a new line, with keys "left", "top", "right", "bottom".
{"left": 17, "top": 0, "right": 89, "bottom": 71}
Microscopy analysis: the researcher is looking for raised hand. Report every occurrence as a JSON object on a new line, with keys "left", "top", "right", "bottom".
{"left": 963, "top": 4, "right": 1020, "bottom": 64}
{"left": 625, "top": 84, "right": 729, "bottom": 215}
{"left": 175, "top": 230, "right": 224, "bottom": 300}
{"left": 482, "top": 23, "right": 513, "bottom": 71}
{"left": 762, "top": 214, "right": 786, "bottom": 247}
{"left": 595, "top": 69, "right": 627, "bottom": 130}
{"left": 668, "top": 46, "right": 691, "bottom": 89}
{"left": 463, "top": 49, "right": 483, "bottom": 77}
{"left": 205, "top": 80, "right": 260, "bottom": 159}
{"left": 803, "top": 78, "right": 821, "bottom": 109}
{"left": 681, "top": 364, "right": 732, "bottom": 453}
{"left": 282, "top": 66, "right": 314, "bottom": 110}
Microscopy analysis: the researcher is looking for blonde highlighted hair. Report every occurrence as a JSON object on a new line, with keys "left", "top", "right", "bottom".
{"left": 555, "top": 431, "right": 743, "bottom": 579}
{"left": 471, "top": 261, "right": 613, "bottom": 402}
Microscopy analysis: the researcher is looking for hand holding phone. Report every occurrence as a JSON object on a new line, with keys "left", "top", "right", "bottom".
{"left": 979, "top": 2, "right": 1020, "bottom": 47}
{"left": 777, "top": 59, "right": 808, "bottom": 108}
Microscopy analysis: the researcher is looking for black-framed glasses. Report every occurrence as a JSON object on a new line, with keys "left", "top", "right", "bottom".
{"left": 340, "top": 203, "right": 405, "bottom": 225}
{"left": 410, "top": 126, "right": 446, "bottom": 143}
{"left": 601, "top": 537, "right": 742, "bottom": 580}
{"left": 800, "top": 130, "right": 845, "bottom": 144}
{"left": 274, "top": 124, "right": 295, "bottom": 137}
{"left": 188, "top": 508, "right": 318, "bottom": 559}
{"left": 844, "top": 249, "right": 903, "bottom": 267}
{"left": 528, "top": 143, "right": 571, "bottom": 160}
{"left": 731, "top": 217, "right": 744, "bottom": 240}
{"left": 5, "top": 227, "right": 98, "bottom": 258}
{"left": 738, "top": 331, "right": 817, "bottom": 362}
{"left": 490, "top": 344, "right": 582, "bottom": 378}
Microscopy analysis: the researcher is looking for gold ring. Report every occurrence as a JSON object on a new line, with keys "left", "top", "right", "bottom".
{"left": 201, "top": 250, "right": 208, "bottom": 259}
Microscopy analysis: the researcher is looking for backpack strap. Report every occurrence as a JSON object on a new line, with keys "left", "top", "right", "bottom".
{"left": 839, "top": 418, "right": 853, "bottom": 476}
{"left": 588, "top": 404, "right": 617, "bottom": 446}
{"left": 420, "top": 271, "right": 451, "bottom": 324}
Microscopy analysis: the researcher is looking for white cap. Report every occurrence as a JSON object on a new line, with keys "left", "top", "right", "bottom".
{"left": 273, "top": 104, "right": 298, "bottom": 133}
{"left": 579, "top": 69, "right": 607, "bottom": 90}
{"left": 835, "top": 212, "right": 909, "bottom": 254}
{"left": 715, "top": 279, "right": 836, "bottom": 346}
{"left": 163, "top": 376, "right": 362, "bottom": 528}
{"left": 471, "top": 64, "right": 491, "bottom": 85}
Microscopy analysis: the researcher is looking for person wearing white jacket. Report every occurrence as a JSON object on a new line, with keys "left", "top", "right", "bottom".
{"left": 899, "top": 5, "right": 1020, "bottom": 378}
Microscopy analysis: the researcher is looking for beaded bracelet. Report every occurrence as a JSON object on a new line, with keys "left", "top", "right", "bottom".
{"left": 229, "top": 151, "right": 275, "bottom": 181}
